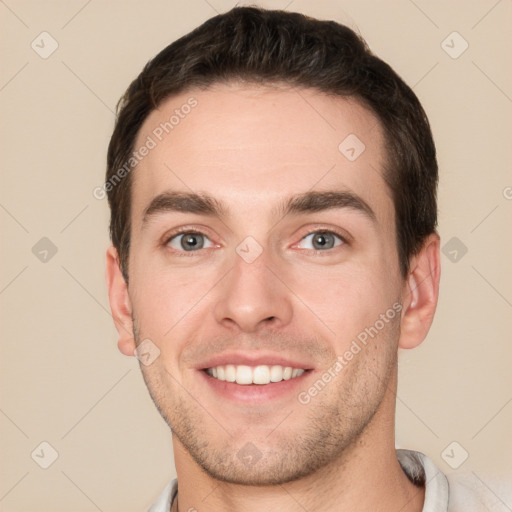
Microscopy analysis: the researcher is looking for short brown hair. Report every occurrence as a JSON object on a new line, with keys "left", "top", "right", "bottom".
{"left": 106, "top": 6, "right": 437, "bottom": 281}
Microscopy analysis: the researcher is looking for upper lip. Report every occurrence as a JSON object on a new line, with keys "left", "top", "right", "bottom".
{"left": 196, "top": 352, "right": 314, "bottom": 370}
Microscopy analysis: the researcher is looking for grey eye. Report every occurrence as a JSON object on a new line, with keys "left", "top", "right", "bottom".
{"left": 298, "top": 231, "right": 343, "bottom": 250}
{"left": 168, "top": 232, "right": 213, "bottom": 251}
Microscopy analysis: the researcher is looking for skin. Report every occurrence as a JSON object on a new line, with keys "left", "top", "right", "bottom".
{"left": 106, "top": 82, "right": 440, "bottom": 512}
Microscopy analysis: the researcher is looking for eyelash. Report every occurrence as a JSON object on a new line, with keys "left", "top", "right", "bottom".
{"left": 162, "top": 227, "right": 216, "bottom": 257}
{"left": 162, "top": 227, "right": 348, "bottom": 255}
{"left": 295, "top": 229, "right": 348, "bottom": 253}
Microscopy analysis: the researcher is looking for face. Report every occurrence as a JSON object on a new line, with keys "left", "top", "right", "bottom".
{"left": 123, "top": 83, "right": 406, "bottom": 484}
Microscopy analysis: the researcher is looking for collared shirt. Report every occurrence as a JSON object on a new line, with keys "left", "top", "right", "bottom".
{"left": 148, "top": 449, "right": 488, "bottom": 511}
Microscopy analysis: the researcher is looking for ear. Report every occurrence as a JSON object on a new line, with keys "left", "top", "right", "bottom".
{"left": 105, "top": 245, "right": 135, "bottom": 357}
{"left": 399, "top": 234, "right": 441, "bottom": 349}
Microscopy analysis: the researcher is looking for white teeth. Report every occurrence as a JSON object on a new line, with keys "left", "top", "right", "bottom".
{"left": 206, "top": 364, "right": 306, "bottom": 385}
{"left": 225, "top": 364, "right": 236, "bottom": 382}
{"left": 269, "top": 365, "right": 283, "bottom": 382}
{"left": 236, "top": 365, "right": 253, "bottom": 385}
{"left": 253, "top": 365, "right": 270, "bottom": 385}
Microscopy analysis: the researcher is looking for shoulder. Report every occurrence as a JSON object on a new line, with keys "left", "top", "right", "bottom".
{"left": 148, "top": 478, "right": 178, "bottom": 512}
{"left": 396, "top": 449, "right": 508, "bottom": 512}
{"left": 447, "top": 472, "right": 511, "bottom": 512}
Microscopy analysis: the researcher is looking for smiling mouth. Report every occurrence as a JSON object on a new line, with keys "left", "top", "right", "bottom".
{"left": 204, "top": 364, "right": 308, "bottom": 385}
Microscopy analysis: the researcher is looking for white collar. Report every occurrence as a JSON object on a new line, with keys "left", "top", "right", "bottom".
{"left": 149, "top": 449, "right": 449, "bottom": 512}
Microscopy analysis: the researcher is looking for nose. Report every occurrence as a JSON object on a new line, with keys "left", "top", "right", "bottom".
{"left": 213, "top": 249, "right": 293, "bottom": 333}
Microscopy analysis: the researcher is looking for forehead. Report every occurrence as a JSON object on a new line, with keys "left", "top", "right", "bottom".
{"left": 131, "top": 82, "right": 392, "bottom": 224}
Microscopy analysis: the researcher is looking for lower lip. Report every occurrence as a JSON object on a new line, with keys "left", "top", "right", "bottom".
{"left": 198, "top": 369, "right": 312, "bottom": 403}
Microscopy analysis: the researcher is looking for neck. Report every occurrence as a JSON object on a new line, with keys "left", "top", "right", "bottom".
{"left": 171, "top": 369, "right": 425, "bottom": 512}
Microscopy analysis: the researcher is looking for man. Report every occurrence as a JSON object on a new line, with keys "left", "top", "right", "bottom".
{"left": 104, "top": 6, "right": 473, "bottom": 511}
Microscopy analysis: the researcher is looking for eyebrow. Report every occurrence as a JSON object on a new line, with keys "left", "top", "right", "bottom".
{"left": 141, "top": 189, "right": 376, "bottom": 227}
{"left": 277, "top": 190, "right": 376, "bottom": 222}
{"left": 143, "top": 192, "right": 226, "bottom": 225}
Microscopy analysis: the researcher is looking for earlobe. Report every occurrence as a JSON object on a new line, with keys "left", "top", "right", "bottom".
{"left": 398, "top": 234, "right": 441, "bottom": 350}
{"left": 105, "top": 246, "right": 136, "bottom": 357}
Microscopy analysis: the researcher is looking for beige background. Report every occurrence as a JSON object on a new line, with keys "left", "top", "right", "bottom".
{"left": 1, "top": 0, "right": 511, "bottom": 510}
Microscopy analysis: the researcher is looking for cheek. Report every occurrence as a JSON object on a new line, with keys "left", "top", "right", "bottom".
{"left": 130, "top": 263, "right": 218, "bottom": 339}
{"left": 286, "top": 260, "right": 400, "bottom": 346}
